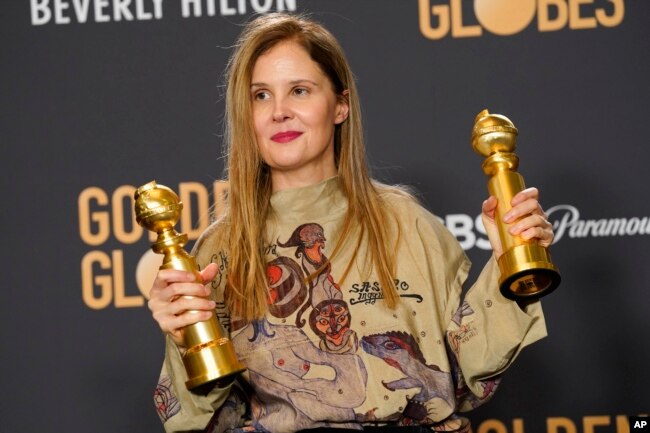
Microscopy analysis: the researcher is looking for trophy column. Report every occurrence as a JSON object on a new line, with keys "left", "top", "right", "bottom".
{"left": 471, "top": 110, "right": 561, "bottom": 300}
{"left": 134, "top": 181, "right": 246, "bottom": 389}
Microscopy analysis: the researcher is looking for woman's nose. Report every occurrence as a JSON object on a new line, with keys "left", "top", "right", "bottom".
{"left": 272, "top": 97, "right": 292, "bottom": 122}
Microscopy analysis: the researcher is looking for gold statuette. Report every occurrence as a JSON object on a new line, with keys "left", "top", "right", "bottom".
{"left": 134, "top": 181, "right": 246, "bottom": 389}
{"left": 471, "top": 110, "right": 560, "bottom": 300}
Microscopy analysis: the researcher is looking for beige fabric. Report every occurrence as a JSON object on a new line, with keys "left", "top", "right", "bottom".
{"left": 155, "top": 176, "right": 546, "bottom": 432}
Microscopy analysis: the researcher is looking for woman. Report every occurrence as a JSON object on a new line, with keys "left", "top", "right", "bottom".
{"left": 148, "top": 12, "right": 553, "bottom": 433}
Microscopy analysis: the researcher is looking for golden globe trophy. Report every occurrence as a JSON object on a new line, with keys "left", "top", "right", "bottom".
{"left": 134, "top": 181, "right": 246, "bottom": 390}
{"left": 471, "top": 109, "right": 560, "bottom": 300}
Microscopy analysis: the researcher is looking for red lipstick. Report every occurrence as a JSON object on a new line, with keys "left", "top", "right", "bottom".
{"left": 271, "top": 131, "right": 303, "bottom": 143}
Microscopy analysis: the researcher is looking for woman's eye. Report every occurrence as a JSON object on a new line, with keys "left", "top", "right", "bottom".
{"left": 253, "top": 91, "right": 269, "bottom": 101}
{"left": 293, "top": 87, "right": 309, "bottom": 96}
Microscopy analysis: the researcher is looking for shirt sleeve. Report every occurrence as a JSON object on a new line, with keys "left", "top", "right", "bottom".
{"left": 445, "top": 256, "right": 547, "bottom": 411}
{"left": 156, "top": 336, "right": 234, "bottom": 432}
{"left": 409, "top": 201, "right": 547, "bottom": 411}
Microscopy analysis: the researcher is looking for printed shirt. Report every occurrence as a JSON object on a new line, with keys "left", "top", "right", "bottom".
{"left": 154, "top": 176, "right": 547, "bottom": 433}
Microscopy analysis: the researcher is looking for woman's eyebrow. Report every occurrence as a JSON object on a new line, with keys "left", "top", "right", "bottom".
{"left": 288, "top": 79, "right": 320, "bottom": 86}
{"left": 250, "top": 78, "right": 320, "bottom": 88}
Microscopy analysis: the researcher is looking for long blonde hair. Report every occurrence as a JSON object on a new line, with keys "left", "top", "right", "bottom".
{"left": 220, "top": 13, "right": 408, "bottom": 320}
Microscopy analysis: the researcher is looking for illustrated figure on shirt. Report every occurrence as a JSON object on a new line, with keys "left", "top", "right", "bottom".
{"left": 277, "top": 223, "right": 358, "bottom": 354}
{"left": 309, "top": 298, "right": 357, "bottom": 353}
{"left": 231, "top": 318, "right": 368, "bottom": 431}
{"left": 266, "top": 256, "right": 308, "bottom": 319}
{"left": 360, "top": 331, "right": 455, "bottom": 425}
{"left": 447, "top": 301, "right": 476, "bottom": 356}
{"left": 445, "top": 301, "right": 500, "bottom": 410}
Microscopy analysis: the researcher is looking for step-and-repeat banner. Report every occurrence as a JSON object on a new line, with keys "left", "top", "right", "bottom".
{"left": 2, "top": 1, "right": 648, "bottom": 432}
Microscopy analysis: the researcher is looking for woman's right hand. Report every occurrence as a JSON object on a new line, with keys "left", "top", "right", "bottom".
{"left": 147, "top": 262, "right": 220, "bottom": 347}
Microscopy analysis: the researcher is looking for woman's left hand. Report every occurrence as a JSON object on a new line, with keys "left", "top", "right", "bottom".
{"left": 481, "top": 187, "right": 554, "bottom": 259}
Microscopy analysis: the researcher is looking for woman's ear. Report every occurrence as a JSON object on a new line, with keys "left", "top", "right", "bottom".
{"left": 335, "top": 89, "right": 350, "bottom": 124}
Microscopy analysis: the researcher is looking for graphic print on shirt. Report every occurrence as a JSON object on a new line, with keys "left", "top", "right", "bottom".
{"left": 216, "top": 222, "right": 369, "bottom": 431}
{"left": 447, "top": 300, "right": 477, "bottom": 357}
{"left": 231, "top": 318, "right": 368, "bottom": 431}
{"left": 266, "top": 256, "right": 308, "bottom": 318}
{"left": 446, "top": 301, "right": 500, "bottom": 410}
{"left": 360, "top": 331, "right": 455, "bottom": 425}
{"left": 154, "top": 375, "right": 180, "bottom": 422}
{"left": 348, "top": 279, "right": 424, "bottom": 305}
{"left": 276, "top": 223, "right": 358, "bottom": 354}
{"left": 204, "top": 383, "right": 250, "bottom": 433}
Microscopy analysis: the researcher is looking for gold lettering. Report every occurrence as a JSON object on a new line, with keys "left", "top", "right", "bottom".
{"left": 451, "top": 0, "right": 481, "bottom": 37}
{"left": 513, "top": 418, "right": 525, "bottom": 433}
{"left": 615, "top": 415, "right": 630, "bottom": 433}
{"left": 81, "top": 250, "right": 113, "bottom": 309}
{"left": 78, "top": 187, "right": 110, "bottom": 246}
{"left": 112, "top": 185, "right": 142, "bottom": 244}
{"left": 477, "top": 419, "right": 508, "bottom": 433}
{"left": 595, "top": 0, "right": 624, "bottom": 27}
{"left": 538, "top": 0, "right": 569, "bottom": 32}
{"left": 112, "top": 250, "right": 144, "bottom": 307}
{"left": 179, "top": 181, "right": 209, "bottom": 241}
{"left": 583, "top": 416, "right": 611, "bottom": 433}
{"left": 569, "top": 0, "right": 597, "bottom": 29}
{"left": 419, "top": 0, "right": 450, "bottom": 40}
{"left": 547, "top": 417, "right": 578, "bottom": 433}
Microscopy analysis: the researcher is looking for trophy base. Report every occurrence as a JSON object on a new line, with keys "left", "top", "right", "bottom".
{"left": 183, "top": 338, "right": 247, "bottom": 390}
{"left": 497, "top": 244, "right": 561, "bottom": 301}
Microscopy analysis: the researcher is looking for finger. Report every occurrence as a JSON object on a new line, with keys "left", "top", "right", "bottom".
{"left": 481, "top": 196, "right": 498, "bottom": 228}
{"left": 149, "top": 285, "right": 212, "bottom": 325}
{"left": 157, "top": 309, "right": 214, "bottom": 335}
{"left": 504, "top": 198, "right": 544, "bottom": 224}
{"left": 510, "top": 187, "right": 539, "bottom": 206}
{"left": 508, "top": 213, "right": 551, "bottom": 234}
{"left": 163, "top": 278, "right": 214, "bottom": 301}
{"left": 508, "top": 215, "right": 554, "bottom": 245}
{"left": 170, "top": 280, "right": 212, "bottom": 298}
{"left": 150, "top": 296, "right": 215, "bottom": 330}
{"left": 168, "top": 296, "right": 217, "bottom": 316}
{"left": 148, "top": 287, "right": 211, "bottom": 315}
{"left": 200, "top": 262, "right": 220, "bottom": 284}
{"left": 516, "top": 226, "right": 554, "bottom": 247}
{"left": 482, "top": 196, "right": 498, "bottom": 214}
{"left": 151, "top": 269, "right": 197, "bottom": 292}
{"left": 172, "top": 310, "right": 214, "bottom": 329}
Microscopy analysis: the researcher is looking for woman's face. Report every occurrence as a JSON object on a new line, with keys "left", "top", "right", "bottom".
{"left": 251, "top": 40, "right": 349, "bottom": 192}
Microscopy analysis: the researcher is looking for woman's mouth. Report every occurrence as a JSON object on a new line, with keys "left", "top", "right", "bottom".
{"left": 271, "top": 131, "right": 303, "bottom": 143}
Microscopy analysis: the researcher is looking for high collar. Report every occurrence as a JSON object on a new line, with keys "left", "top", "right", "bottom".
{"left": 269, "top": 176, "right": 348, "bottom": 224}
